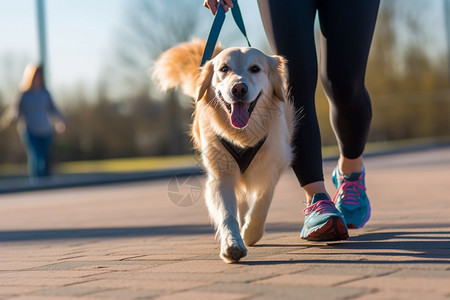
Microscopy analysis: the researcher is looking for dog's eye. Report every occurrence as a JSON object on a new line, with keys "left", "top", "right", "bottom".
{"left": 220, "top": 65, "right": 229, "bottom": 73}
{"left": 250, "top": 65, "right": 261, "bottom": 73}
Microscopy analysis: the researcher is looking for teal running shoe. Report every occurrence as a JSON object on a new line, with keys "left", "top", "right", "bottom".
{"left": 332, "top": 166, "right": 371, "bottom": 229}
{"left": 300, "top": 193, "right": 349, "bottom": 241}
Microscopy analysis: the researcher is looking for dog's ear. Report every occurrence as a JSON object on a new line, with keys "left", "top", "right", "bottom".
{"left": 196, "top": 60, "right": 214, "bottom": 102}
{"left": 269, "top": 55, "right": 288, "bottom": 102}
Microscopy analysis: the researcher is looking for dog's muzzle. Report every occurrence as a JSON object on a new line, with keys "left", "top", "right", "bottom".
{"left": 218, "top": 91, "right": 261, "bottom": 129}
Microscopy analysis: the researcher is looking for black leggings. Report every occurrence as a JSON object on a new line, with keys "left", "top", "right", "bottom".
{"left": 257, "top": 0, "right": 380, "bottom": 186}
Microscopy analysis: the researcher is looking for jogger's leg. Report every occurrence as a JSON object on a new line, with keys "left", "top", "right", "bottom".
{"left": 258, "top": 0, "right": 323, "bottom": 189}
{"left": 318, "top": 0, "right": 380, "bottom": 160}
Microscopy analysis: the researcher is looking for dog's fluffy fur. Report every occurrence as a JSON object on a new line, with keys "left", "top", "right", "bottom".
{"left": 153, "top": 39, "right": 295, "bottom": 263}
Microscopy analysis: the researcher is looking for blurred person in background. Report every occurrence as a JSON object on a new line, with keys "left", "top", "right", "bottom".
{"left": 1, "top": 63, "right": 66, "bottom": 178}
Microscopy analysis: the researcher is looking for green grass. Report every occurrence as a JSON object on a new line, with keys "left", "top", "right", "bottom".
{"left": 0, "top": 155, "right": 199, "bottom": 176}
{"left": 56, "top": 155, "right": 199, "bottom": 173}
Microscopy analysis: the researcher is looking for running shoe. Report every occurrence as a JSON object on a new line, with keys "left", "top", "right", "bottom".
{"left": 332, "top": 166, "right": 371, "bottom": 229}
{"left": 300, "top": 193, "right": 349, "bottom": 241}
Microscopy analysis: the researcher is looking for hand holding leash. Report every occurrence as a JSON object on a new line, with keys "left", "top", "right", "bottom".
{"left": 204, "top": 0, "right": 234, "bottom": 15}
{"left": 201, "top": 0, "right": 250, "bottom": 66}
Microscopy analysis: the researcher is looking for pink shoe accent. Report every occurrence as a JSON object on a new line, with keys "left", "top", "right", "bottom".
{"left": 333, "top": 174, "right": 366, "bottom": 206}
{"left": 303, "top": 200, "right": 337, "bottom": 216}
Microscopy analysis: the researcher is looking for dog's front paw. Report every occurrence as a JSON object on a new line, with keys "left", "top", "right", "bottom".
{"left": 220, "top": 239, "right": 247, "bottom": 263}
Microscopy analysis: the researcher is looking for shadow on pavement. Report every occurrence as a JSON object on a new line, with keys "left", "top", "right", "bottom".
{"left": 330, "top": 230, "right": 450, "bottom": 255}
{"left": 1, "top": 222, "right": 449, "bottom": 265}
{"left": 0, "top": 224, "right": 214, "bottom": 242}
{"left": 245, "top": 227, "right": 450, "bottom": 265}
{"left": 0, "top": 222, "right": 301, "bottom": 243}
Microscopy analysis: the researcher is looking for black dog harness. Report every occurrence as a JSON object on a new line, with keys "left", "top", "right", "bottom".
{"left": 217, "top": 135, "right": 267, "bottom": 174}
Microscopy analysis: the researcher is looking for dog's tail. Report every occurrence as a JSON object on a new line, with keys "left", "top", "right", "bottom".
{"left": 152, "top": 38, "right": 223, "bottom": 99}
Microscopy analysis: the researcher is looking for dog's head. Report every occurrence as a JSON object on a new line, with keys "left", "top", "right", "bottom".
{"left": 196, "top": 47, "right": 287, "bottom": 129}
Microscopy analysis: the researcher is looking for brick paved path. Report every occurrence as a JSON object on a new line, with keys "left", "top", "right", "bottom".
{"left": 1, "top": 147, "right": 449, "bottom": 299}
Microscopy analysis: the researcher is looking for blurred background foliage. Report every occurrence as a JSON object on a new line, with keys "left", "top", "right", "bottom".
{"left": 0, "top": 0, "right": 449, "bottom": 166}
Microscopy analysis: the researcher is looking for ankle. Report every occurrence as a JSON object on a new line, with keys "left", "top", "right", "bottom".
{"left": 303, "top": 181, "right": 329, "bottom": 205}
{"left": 338, "top": 155, "right": 363, "bottom": 176}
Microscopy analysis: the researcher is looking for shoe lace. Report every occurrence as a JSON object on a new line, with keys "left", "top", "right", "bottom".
{"left": 333, "top": 174, "right": 366, "bottom": 206}
{"left": 303, "top": 200, "right": 336, "bottom": 216}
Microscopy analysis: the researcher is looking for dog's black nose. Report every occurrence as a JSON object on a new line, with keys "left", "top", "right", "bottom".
{"left": 231, "top": 83, "right": 248, "bottom": 98}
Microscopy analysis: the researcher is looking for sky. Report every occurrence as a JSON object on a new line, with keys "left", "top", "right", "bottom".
{"left": 1, "top": 0, "right": 138, "bottom": 92}
{"left": 0, "top": 0, "right": 268, "bottom": 101}
{"left": 0, "top": 0, "right": 448, "bottom": 105}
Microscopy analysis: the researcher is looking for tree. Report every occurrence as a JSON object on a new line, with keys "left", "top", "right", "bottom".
{"left": 100, "top": 1, "right": 213, "bottom": 156}
{"left": 104, "top": 0, "right": 207, "bottom": 99}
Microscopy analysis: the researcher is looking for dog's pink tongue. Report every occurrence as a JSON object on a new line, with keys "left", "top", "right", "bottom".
{"left": 231, "top": 102, "right": 250, "bottom": 129}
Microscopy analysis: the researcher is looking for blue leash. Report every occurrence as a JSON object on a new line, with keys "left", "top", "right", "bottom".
{"left": 200, "top": 0, "right": 251, "bottom": 66}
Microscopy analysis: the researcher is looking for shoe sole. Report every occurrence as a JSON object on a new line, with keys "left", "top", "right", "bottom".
{"left": 304, "top": 216, "right": 349, "bottom": 241}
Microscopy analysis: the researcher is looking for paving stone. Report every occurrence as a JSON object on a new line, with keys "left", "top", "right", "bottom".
{"left": 57, "top": 255, "right": 141, "bottom": 262}
{"left": 72, "top": 278, "right": 210, "bottom": 292}
{"left": 255, "top": 273, "right": 362, "bottom": 287}
{"left": 0, "top": 262, "right": 54, "bottom": 271}
{"left": 342, "top": 276, "right": 450, "bottom": 295}
{"left": 5, "top": 296, "right": 103, "bottom": 300}
{"left": 392, "top": 269, "right": 450, "bottom": 278}
{"left": 88, "top": 288, "right": 160, "bottom": 299}
{"left": 0, "top": 286, "right": 44, "bottom": 297}
{"left": 227, "top": 260, "right": 311, "bottom": 276}
{"left": 33, "top": 285, "right": 108, "bottom": 297}
{"left": 355, "top": 290, "right": 450, "bottom": 300}
{"left": 0, "top": 270, "right": 109, "bottom": 279}
{"left": 90, "top": 269, "right": 271, "bottom": 284}
{"left": 144, "top": 260, "right": 244, "bottom": 273}
{"left": 199, "top": 282, "right": 368, "bottom": 300}
{"left": 301, "top": 265, "right": 395, "bottom": 277}
{"left": 124, "top": 254, "right": 196, "bottom": 261}
{"left": 28, "top": 260, "right": 159, "bottom": 272}
{"left": 154, "top": 290, "right": 252, "bottom": 300}
{"left": 0, "top": 277, "right": 87, "bottom": 287}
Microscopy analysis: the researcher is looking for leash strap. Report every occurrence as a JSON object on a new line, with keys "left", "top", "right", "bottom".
{"left": 201, "top": 0, "right": 251, "bottom": 66}
{"left": 231, "top": 1, "right": 251, "bottom": 47}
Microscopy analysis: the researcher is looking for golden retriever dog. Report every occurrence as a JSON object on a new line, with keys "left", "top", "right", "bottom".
{"left": 153, "top": 39, "right": 295, "bottom": 263}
